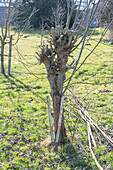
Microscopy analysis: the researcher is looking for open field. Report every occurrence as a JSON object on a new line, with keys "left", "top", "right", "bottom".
{"left": 0, "top": 29, "right": 113, "bottom": 169}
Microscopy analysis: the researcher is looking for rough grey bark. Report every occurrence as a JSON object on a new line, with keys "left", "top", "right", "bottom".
{"left": 41, "top": 50, "right": 70, "bottom": 142}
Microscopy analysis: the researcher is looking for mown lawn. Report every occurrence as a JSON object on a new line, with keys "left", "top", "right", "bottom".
{"left": 0, "top": 29, "right": 113, "bottom": 169}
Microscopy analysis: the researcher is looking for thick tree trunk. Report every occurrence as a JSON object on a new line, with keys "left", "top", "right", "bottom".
{"left": 1, "top": 42, "right": 5, "bottom": 74}
{"left": 43, "top": 53, "right": 68, "bottom": 144}
{"left": 48, "top": 69, "right": 67, "bottom": 143}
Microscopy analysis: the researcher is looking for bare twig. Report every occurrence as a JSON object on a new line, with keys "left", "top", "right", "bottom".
{"left": 87, "top": 122, "right": 103, "bottom": 170}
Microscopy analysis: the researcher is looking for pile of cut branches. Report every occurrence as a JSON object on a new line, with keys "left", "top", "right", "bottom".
{"left": 64, "top": 89, "right": 113, "bottom": 170}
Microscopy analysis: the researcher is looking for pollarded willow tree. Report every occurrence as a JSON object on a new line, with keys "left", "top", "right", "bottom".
{"left": 36, "top": 0, "right": 112, "bottom": 147}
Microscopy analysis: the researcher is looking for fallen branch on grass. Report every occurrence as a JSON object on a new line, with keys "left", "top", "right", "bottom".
{"left": 66, "top": 89, "right": 113, "bottom": 170}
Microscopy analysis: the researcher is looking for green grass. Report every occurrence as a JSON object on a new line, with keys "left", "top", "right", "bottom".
{"left": 0, "top": 29, "right": 113, "bottom": 169}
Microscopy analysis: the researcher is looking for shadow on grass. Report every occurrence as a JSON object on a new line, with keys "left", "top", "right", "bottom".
{"left": 102, "top": 39, "right": 113, "bottom": 45}
{"left": 86, "top": 28, "right": 100, "bottom": 36}
{"left": 5, "top": 74, "right": 29, "bottom": 88}
{"left": 3, "top": 73, "right": 46, "bottom": 103}
{"left": 11, "top": 28, "right": 100, "bottom": 37}
{"left": 78, "top": 28, "right": 100, "bottom": 37}
{"left": 55, "top": 142, "right": 92, "bottom": 170}
{"left": 3, "top": 74, "right": 17, "bottom": 86}
{"left": 3, "top": 74, "right": 93, "bottom": 169}
{"left": 11, "top": 28, "right": 47, "bottom": 35}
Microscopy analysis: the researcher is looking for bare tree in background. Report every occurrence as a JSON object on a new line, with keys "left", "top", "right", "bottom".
{"left": 51, "top": 0, "right": 66, "bottom": 27}
{"left": 97, "top": 0, "right": 113, "bottom": 41}
{"left": 0, "top": 0, "right": 12, "bottom": 73}
{"left": 36, "top": 0, "right": 112, "bottom": 145}
{"left": 0, "top": 0, "right": 38, "bottom": 74}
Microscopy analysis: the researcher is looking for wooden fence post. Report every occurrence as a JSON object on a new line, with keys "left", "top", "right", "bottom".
{"left": 8, "top": 35, "right": 12, "bottom": 74}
